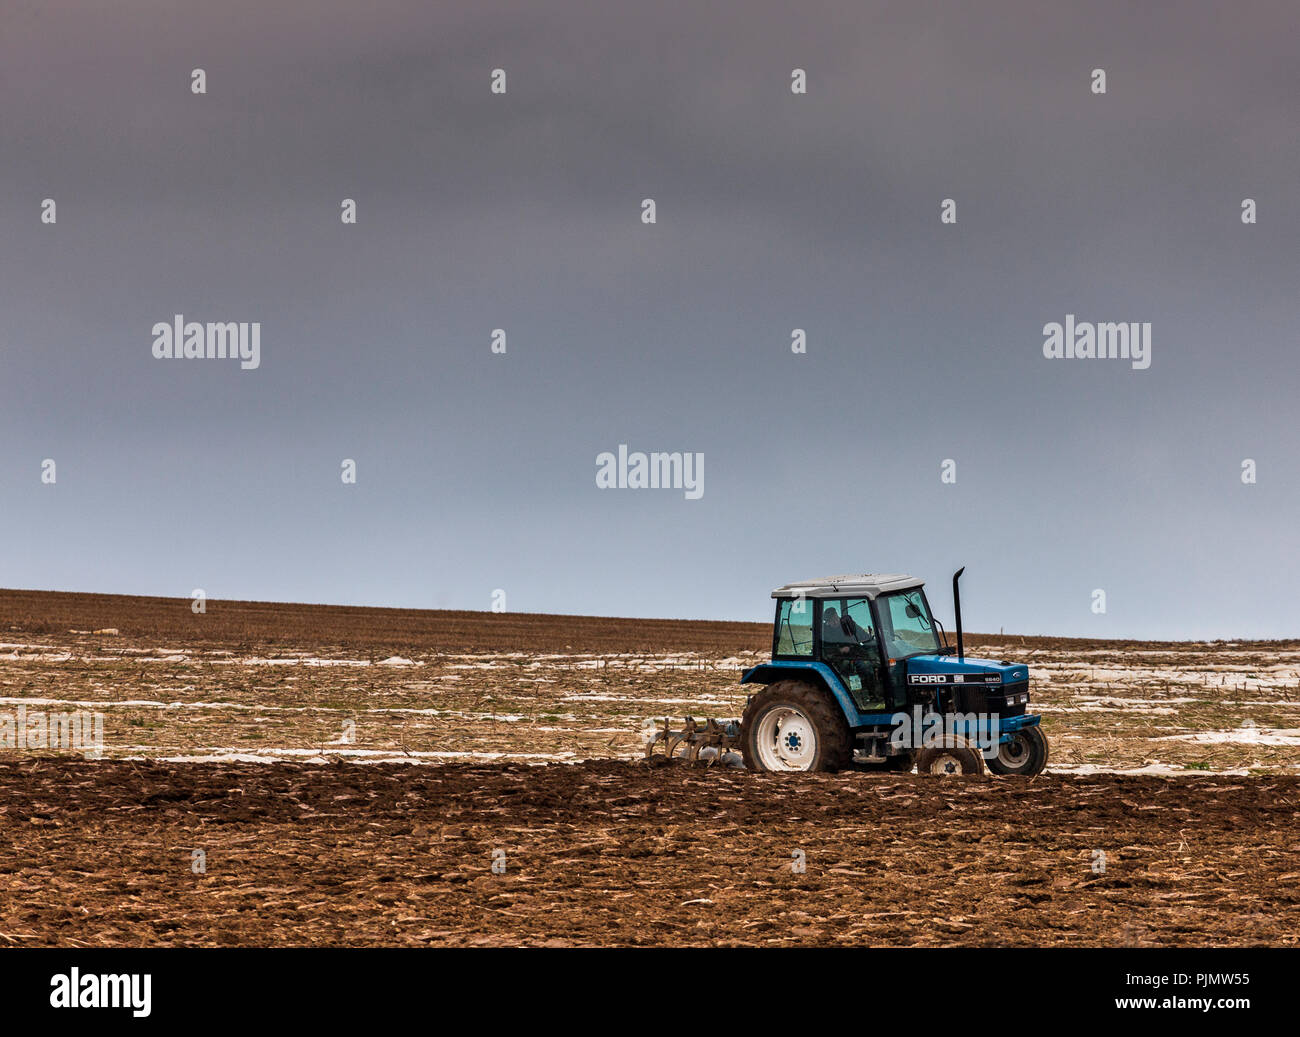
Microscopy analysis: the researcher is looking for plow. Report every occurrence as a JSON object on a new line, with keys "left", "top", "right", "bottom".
{"left": 643, "top": 716, "right": 742, "bottom": 766}
{"left": 641, "top": 570, "right": 1048, "bottom": 776}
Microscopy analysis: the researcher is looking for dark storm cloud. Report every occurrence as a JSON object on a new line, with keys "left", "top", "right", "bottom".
{"left": 1, "top": 1, "right": 1297, "bottom": 636}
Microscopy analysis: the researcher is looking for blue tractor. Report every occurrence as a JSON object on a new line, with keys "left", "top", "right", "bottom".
{"left": 646, "top": 570, "right": 1047, "bottom": 776}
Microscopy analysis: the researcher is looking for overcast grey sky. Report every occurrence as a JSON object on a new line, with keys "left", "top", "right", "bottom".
{"left": 1, "top": 1, "right": 1297, "bottom": 639}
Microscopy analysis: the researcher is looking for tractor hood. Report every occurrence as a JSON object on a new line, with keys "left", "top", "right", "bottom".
{"left": 904, "top": 655, "right": 1029, "bottom": 686}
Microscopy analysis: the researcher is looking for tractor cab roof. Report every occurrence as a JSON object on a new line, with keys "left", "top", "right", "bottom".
{"left": 771, "top": 574, "right": 925, "bottom": 600}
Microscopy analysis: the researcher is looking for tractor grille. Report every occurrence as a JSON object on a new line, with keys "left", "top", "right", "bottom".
{"left": 996, "top": 680, "right": 1029, "bottom": 716}
{"left": 953, "top": 680, "right": 1028, "bottom": 716}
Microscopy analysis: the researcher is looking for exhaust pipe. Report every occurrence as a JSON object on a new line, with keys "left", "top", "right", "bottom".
{"left": 952, "top": 567, "right": 965, "bottom": 660}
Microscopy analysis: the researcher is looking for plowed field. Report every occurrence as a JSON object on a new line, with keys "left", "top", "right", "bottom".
{"left": 2, "top": 590, "right": 1297, "bottom": 946}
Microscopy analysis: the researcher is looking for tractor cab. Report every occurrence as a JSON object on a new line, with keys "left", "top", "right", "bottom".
{"left": 770, "top": 576, "right": 940, "bottom": 713}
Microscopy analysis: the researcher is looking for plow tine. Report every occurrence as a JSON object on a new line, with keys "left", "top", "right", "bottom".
{"left": 643, "top": 714, "right": 743, "bottom": 767}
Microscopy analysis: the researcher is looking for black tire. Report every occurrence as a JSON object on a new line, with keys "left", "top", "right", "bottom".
{"left": 986, "top": 725, "right": 1048, "bottom": 776}
{"left": 915, "top": 744, "right": 986, "bottom": 775}
{"left": 740, "top": 681, "right": 852, "bottom": 773}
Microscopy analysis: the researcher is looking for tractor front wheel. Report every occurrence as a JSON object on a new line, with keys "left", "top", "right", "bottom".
{"left": 986, "top": 725, "right": 1048, "bottom": 776}
{"left": 915, "top": 745, "right": 985, "bottom": 775}
{"left": 741, "top": 681, "right": 852, "bottom": 773}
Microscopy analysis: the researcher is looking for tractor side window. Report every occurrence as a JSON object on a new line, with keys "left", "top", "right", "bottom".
{"left": 774, "top": 598, "right": 814, "bottom": 657}
{"left": 821, "top": 599, "right": 875, "bottom": 646}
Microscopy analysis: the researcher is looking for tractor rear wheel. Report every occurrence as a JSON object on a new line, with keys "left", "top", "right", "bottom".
{"left": 741, "top": 681, "right": 852, "bottom": 773}
{"left": 986, "top": 725, "right": 1048, "bottom": 776}
{"left": 915, "top": 745, "right": 985, "bottom": 775}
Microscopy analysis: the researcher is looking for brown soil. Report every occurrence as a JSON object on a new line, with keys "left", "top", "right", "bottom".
{"left": 0, "top": 587, "right": 771, "bottom": 655}
{"left": 2, "top": 757, "right": 1296, "bottom": 947}
{"left": 2, "top": 588, "right": 1298, "bottom": 947}
{"left": 5, "top": 586, "right": 1295, "bottom": 656}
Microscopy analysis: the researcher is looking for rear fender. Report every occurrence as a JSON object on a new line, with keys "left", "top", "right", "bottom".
{"left": 741, "top": 661, "right": 887, "bottom": 728}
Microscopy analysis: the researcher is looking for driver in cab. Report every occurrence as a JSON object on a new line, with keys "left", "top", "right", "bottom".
{"left": 822, "top": 606, "right": 870, "bottom": 650}
{"left": 822, "top": 607, "right": 884, "bottom": 704}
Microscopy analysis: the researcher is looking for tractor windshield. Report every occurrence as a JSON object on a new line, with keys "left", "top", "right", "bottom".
{"left": 878, "top": 589, "right": 941, "bottom": 659}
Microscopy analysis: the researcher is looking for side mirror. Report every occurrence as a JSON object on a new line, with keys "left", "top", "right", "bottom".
{"left": 905, "top": 604, "right": 921, "bottom": 618}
